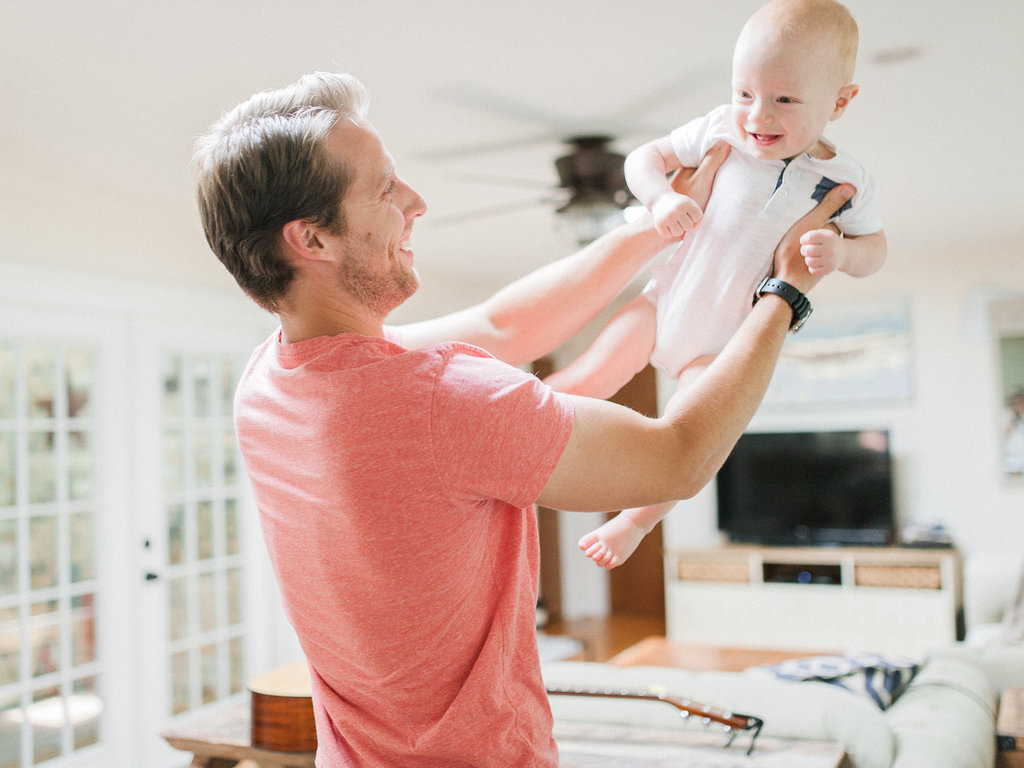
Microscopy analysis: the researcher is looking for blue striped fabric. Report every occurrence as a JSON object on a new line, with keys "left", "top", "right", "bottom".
{"left": 761, "top": 653, "right": 922, "bottom": 710}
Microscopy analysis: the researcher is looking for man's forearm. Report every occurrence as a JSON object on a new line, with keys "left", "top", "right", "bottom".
{"left": 477, "top": 217, "right": 664, "bottom": 365}
{"left": 399, "top": 216, "right": 664, "bottom": 364}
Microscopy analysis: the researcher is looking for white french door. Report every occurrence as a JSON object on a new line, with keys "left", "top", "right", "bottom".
{"left": 132, "top": 317, "right": 277, "bottom": 768}
{"left": 0, "top": 307, "right": 134, "bottom": 767}
{"left": 0, "top": 275, "right": 281, "bottom": 768}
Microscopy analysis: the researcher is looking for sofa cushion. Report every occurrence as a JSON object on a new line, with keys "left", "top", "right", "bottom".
{"left": 886, "top": 656, "right": 997, "bottom": 768}
{"left": 752, "top": 653, "right": 922, "bottom": 710}
{"left": 930, "top": 641, "right": 1024, "bottom": 692}
{"left": 542, "top": 661, "right": 893, "bottom": 768}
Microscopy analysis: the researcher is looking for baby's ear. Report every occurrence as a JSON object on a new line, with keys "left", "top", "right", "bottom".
{"left": 831, "top": 84, "right": 860, "bottom": 120}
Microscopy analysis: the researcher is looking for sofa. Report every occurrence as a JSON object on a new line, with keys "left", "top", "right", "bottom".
{"left": 542, "top": 638, "right": 1024, "bottom": 768}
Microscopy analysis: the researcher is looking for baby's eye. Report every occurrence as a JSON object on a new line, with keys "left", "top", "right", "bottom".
{"left": 777, "top": 96, "right": 797, "bottom": 104}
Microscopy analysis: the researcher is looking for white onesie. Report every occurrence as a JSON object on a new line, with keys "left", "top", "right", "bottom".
{"left": 642, "top": 104, "right": 883, "bottom": 378}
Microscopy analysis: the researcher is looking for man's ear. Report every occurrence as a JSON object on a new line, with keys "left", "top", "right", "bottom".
{"left": 830, "top": 84, "right": 859, "bottom": 120}
{"left": 281, "top": 219, "right": 333, "bottom": 263}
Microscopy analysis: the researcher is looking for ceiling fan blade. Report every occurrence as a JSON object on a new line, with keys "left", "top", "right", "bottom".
{"left": 601, "top": 62, "right": 731, "bottom": 129}
{"left": 432, "top": 82, "right": 579, "bottom": 132}
{"left": 413, "top": 130, "right": 559, "bottom": 161}
{"left": 447, "top": 171, "right": 554, "bottom": 190}
{"left": 422, "top": 195, "right": 560, "bottom": 229}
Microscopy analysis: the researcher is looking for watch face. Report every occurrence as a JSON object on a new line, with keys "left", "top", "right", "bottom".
{"left": 791, "top": 306, "right": 813, "bottom": 333}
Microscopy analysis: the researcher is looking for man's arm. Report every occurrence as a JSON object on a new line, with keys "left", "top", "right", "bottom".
{"left": 397, "top": 143, "right": 731, "bottom": 367}
{"left": 536, "top": 182, "right": 855, "bottom": 512}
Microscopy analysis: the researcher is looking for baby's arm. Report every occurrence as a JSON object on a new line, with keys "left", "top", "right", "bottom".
{"left": 578, "top": 501, "right": 675, "bottom": 569}
{"left": 800, "top": 228, "right": 887, "bottom": 278}
{"left": 625, "top": 135, "right": 705, "bottom": 240}
{"left": 543, "top": 295, "right": 657, "bottom": 400}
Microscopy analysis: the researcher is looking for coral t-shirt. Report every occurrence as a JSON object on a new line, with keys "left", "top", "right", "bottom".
{"left": 234, "top": 330, "right": 574, "bottom": 767}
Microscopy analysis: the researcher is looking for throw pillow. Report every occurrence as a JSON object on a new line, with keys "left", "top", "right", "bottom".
{"left": 758, "top": 653, "right": 922, "bottom": 710}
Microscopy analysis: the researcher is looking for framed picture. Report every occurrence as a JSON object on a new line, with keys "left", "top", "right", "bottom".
{"left": 991, "top": 298, "right": 1024, "bottom": 480}
{"left": 762, "top": 300, "right": 913, "bottom": 409}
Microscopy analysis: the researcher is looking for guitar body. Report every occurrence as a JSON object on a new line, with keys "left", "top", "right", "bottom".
{"left": 249, "top": 661, "right": 317, "bottom": 752}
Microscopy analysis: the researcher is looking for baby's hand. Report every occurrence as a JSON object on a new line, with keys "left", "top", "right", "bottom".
{"left": 800, "top": 228, "right": 847, "bottom": 276}
{"left": 650, "top": 192, "right": 703, "bottom": 240}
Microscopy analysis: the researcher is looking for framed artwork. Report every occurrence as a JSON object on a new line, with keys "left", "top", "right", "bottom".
{"left": 991, "top": 298, "right": 1024, "bottom": 480}
{"left": 762, "top": 300, "right": 913, "bottom": 409}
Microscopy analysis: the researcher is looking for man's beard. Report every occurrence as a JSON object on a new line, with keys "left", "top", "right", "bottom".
{"left": 338, "top": 240, "right": 419, "bottom": 318}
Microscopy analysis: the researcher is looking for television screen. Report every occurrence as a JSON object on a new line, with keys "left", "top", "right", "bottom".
{"left": 716, "top": 430, "right": 894, "bottom": 546}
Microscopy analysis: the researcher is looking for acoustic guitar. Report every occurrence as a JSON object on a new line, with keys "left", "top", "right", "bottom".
{"left": 248, "top": 661, "right": 317, "bottom": 752}
{"left": 246, "top": 662, "right": 765, "bottom": 756}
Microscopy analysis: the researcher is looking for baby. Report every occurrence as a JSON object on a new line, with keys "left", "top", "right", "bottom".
{"left": 546, "top": 0, "right": 887, "bottom": 568}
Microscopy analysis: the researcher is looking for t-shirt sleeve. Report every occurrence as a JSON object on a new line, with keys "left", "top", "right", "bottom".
{"left": 428, "top": 349, "right": 574, "bottom": 509}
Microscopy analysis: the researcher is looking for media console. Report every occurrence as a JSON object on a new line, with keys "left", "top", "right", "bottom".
{"left": 665, "top": 546, "right": 963, "bottom": 657}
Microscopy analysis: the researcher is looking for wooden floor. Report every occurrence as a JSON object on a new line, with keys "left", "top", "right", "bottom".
{"left": 544, "top": 613, "right": 665, "bottom": 663}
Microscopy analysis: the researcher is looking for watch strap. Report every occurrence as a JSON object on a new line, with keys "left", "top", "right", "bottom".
{"left": 753, "top": 277, "right": 813, "bottom": 332}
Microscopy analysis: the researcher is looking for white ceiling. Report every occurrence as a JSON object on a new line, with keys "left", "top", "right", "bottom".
{"left": 3, "top": 1, "right": 1022, "bottom": 318}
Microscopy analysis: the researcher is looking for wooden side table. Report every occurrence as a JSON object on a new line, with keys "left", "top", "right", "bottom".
{"left": 999, "top": 687, "right": 1024, "bottom": 768}
{"left": 608, "top": 636, "right": 828, "bottom": 672}
{"left": 161, "top": 700, "right": 315, "bottom": 768}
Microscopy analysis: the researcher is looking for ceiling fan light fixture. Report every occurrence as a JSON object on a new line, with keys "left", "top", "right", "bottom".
{"left": 556, "top": 198, "right": 630, "bottom": 246}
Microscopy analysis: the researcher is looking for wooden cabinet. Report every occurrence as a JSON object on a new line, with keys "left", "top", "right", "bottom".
{"left": 665, "top": 546, "right": 963, "bottom": 656}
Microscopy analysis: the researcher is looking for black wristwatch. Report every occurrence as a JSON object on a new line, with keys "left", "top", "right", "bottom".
{"left": 753, "top": 277, "right": 813, "bottom": 332}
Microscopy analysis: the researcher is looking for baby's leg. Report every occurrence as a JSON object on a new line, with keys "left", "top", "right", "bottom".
{"left": 578, "top": 502, "right": 676, "bottom": 569}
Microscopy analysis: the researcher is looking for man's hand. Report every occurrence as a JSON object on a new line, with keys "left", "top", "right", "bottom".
{"left": 665, "top": 141, "right": 731, "bottom": 235}
{"left": 772, "top": 183, "right": 854, "bottom": 293}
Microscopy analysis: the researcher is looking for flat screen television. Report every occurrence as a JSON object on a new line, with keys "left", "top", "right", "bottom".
{"left": 716, "top": 429, "right": 895, "bottom": 546}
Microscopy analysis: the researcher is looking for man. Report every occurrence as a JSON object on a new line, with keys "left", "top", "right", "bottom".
{"left": 193, "top": 72, "right": 851, "bottom": 766}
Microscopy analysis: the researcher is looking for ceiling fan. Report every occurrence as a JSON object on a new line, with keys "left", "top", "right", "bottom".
{"left": 423, "top": 132, "right": 639, "bottom": 243}
{"left": 418, "top": 72, "right": 725, "bottom": 241}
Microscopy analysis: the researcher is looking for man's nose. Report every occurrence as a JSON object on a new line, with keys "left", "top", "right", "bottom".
{"left": 402, "top": 182, "right": 427, "bottom": 218}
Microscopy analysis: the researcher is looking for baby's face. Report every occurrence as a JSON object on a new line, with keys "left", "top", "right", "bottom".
{"left": 730, "top": 30, "right": 851, "bottom": 162}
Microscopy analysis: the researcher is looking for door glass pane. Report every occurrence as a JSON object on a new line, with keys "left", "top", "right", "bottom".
{"left": 163, "top": 353, "right": 247, "bottom": 717}
{"left": 0, "top": 606, "right": 18, "bottom": 687}
{"left": 0, "top": 690, "right": 18, "bottom": 768}
{"left": 31, "top": 684, "right": 62, "bottom": 764}
{"left": 65, "top": 348, "right": 93, "bottom": 419}
{"left": 27, "top": 432, "right": 55, "bottom": 505}
{"left": 72, "top": 676, "right": 100, "bottom": 750}
{"left": 0, "top": 519, "right": 16, "bottom": 595}
{"left": 24, "top": 346, "right": 54, "bottom": 419}
{"left": 69, "top": 511, "right": 95, "bottom": 583}
{"left": 0, "top": 345, "right": 14, "bottom": 419}
{"left": 70, "top": 594, "right": 96, "bottom": 666}
{"left": 0, "top": 431, "right": 13, "bottom": 508}
{"left": 30, "top": 600, "right": 59, "bottom": 678}
{"left": 29, "top": 516, "right": 57, "bottom": 590}
{"left": 68, "top": 431, "right": 93, "bottom": 501}
{"left": 0, "top": 341, "right": 101, "bottom": 766}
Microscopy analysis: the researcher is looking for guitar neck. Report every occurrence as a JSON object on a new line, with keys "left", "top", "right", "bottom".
{"left": 545, "top": 684, "right": 763, "bottom": 733}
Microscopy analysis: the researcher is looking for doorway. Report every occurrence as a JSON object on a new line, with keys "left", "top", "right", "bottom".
{"left": 535, "top": 360, "right": 664, "bottom": 626}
